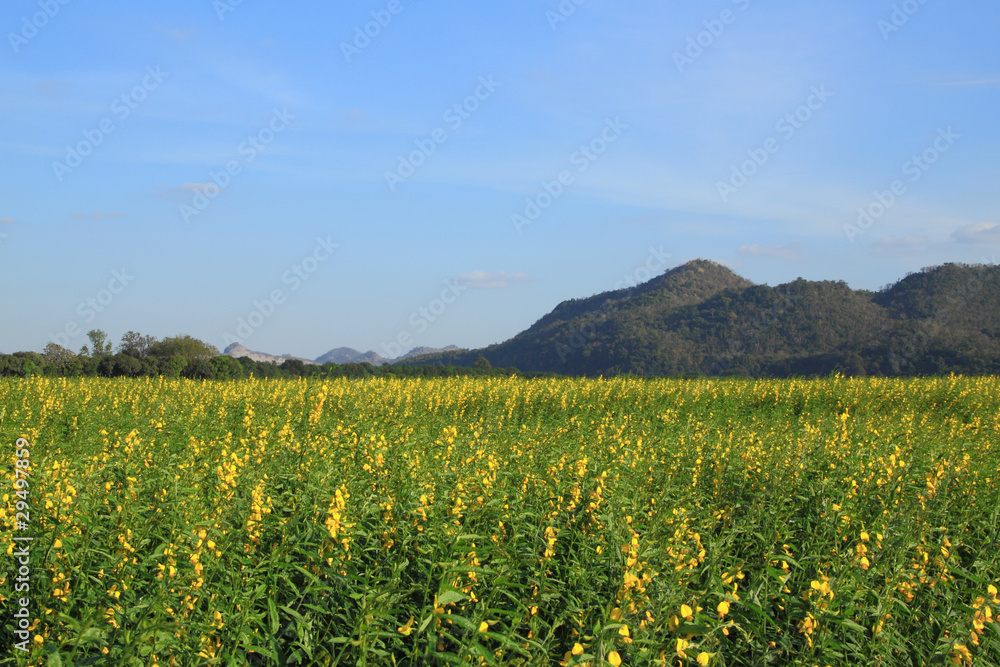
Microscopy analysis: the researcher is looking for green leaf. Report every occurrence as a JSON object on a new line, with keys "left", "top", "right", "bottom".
{"left": 436, "top": 589, "right": 467, "bottom": 606}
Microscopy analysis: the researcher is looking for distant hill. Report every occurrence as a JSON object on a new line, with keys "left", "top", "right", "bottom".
{"left": 314, "top": 347, "right": 388, "bottom": 366}
{"left": 398, "top": 345, "right": 461, "bottom": 361}
{"left": 396, "top": 260, "right": 1000, "bottom": 377}
{"left": 223, "top": 343, "right": 315, "bottom": 366}
{"left": 225, "top": 344, "right": 463, "bottom": 367}
{"left": 312, "top": 346, "right": 461, "bottom": 365}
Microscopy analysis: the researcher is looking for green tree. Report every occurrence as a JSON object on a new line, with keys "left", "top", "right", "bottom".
{"left": 86, "top": 330, "right": 113, "bottom": 356}
{"left": 42, "top": 343, "right": 76, "bottom": 369}
{"left": 119, "top": 331, "right": 158, "bottom": 357}
{"left": 183, "top": 358, "right": 216, "bottom": 380}
{"left": 149, "top": 335, "right": 218, "bottom": 362}
{"left": 157, "top": 355, "right": 188, "bottom": 378}
{"left": 211, "top": 356, "right": 245, "bottom": 380}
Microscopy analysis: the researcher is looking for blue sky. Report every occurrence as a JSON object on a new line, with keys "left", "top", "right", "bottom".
{"left": 1, "top": 0, "right": 998, "bottom": 359}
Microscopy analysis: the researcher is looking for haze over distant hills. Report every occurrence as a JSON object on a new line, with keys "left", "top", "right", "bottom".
{"left": 223, "top": 343, "right": 460, "bottom": 367}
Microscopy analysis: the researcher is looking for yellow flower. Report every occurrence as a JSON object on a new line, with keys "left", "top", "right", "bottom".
{"left": 810, "top": 579, "right": 832, "bottom": 597}
{"left": 680, "top": 603, "right": 694, "bottom": 620}
{"left": 717, "top": 600, "right": 729, "bottom": 618}
{"left": 608, "top": 650, "right": 622, "bottom": 666}
{"left": 572, "top": 642, "right": 584, "bottom": 655}
{"left": 618, "top": 625, "right": 630, "bottom": 637}
{"left": 697, "top": 652, "right": 711, "bottom": 666}
{"left": 53, "top": 539, "right": 62, "bottom": 549}
{"left": 479, "top": 621, "right": 489, "bottom": 633}
{"left": 950, "top": 644, "right": 972, "bottom": 664}
{"left": 397, "top": 616, "right": 414, "bottom": 635}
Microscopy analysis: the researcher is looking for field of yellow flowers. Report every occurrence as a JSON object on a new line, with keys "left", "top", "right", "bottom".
{"left": 1, "top": 376, "right": 999, "bottom": 666}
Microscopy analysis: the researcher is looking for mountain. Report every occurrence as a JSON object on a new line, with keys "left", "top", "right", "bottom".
{"left": 311, "top": 346, "right": 463, "bottom": 365}
{"left": 396, "top": 260, "right": 1000, "bottom": 377}
{"left": 223, "top": 343, "right": 315, "bottom": 366}
{"left": 314, "top": 347, "right": 388, "bottom": 366}
{"left": 398, "top": 345, "right": 462, "bottom": 361}
{"left": 226, "top": 345, "right": 467, "bottom": 367}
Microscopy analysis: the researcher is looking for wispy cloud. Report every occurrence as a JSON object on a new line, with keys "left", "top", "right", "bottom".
{"left": 153, "top": 183, "right": 219, "bottom": 201}
{"left": 935, "top": 76, "right": 1000, "bottom": 87}
{"left": 872, "top": 236, "right": 928, "bottom": 255}
{"left": 344, "top": 109, "right": 367, "bottom": 124}
{"left": 952, "top": 222, "right": 1000, "bottom": 244}
{"left": 71, "top": 211, "right": 126, "bottom": 220}
{"left": 0, "top": 217, "right": 17, "bottom": 224}
{"left": 456, "top": 271, "right": 532, "bottom": 289}
{"left": 736, "top": 242, "right": 805, "bottom": 262}
{"left": 166, "top": 28, "right": 193, "bottom": 43}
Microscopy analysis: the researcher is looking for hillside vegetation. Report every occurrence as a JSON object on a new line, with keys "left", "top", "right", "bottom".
{"left": 400, "top": 261, "right": 1000, "bottom": 377}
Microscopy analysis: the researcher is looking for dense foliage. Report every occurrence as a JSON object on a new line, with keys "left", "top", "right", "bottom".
{"left": 0, "top": 347, "right": 528, "bottom": 381}
{"left": 1, "top": 376, "right": 998, "bottom": 665}
{"left": 398, "top": 261, "right": 1000, "bottom": 378}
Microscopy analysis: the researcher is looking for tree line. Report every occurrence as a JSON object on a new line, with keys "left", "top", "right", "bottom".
{"left": 0, "top": 330, "right": 539, "bottom": 380}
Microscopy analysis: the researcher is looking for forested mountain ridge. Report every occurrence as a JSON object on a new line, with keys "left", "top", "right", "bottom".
{"left": 397, "top": 260, "right": 1000, "bottom": 377}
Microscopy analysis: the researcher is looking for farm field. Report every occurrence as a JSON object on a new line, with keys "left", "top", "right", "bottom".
{"left": 1, "top": 376, "right": 999, "bottom": 666}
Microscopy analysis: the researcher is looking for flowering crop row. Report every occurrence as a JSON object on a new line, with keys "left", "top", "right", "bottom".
{"left": 0, "top": 375, "right": 998, "bottom": 665}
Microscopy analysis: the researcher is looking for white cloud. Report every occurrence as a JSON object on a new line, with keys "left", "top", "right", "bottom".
{"left": 736, "top": 242, "right": 805, "bottom": 262}
{"left": 952, "top": 223, "right": 1000, "bottom": 244}
{"left": 154, "top": 183, "right": 221, "bottom": 201}
{"left": 456, "top": 271, "right": 532, "bottom": 289}
{"left": 71, "top": 211, "right": 126, "bottom": 220}
{"left": 871, "top": 236, "right": 929, "bottom": 255}
{"left": 344, "top": 109, "right": 368, "bottom": 124}
{"left": 935, "top": 76, "right": 1000, "bottom": 87}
